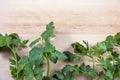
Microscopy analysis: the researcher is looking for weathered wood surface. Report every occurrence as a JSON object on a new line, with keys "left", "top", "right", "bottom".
{"left": 0, "top": 0, "right": 120, "bottom": 80}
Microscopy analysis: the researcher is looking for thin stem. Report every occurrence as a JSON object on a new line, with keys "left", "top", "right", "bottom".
{"left": 8, "top": 46, "right": 17, "bottom": 61}
{"left": 110, "top": 52, "right": 115, "bottom": 75}
{"left": 45, "top": 56, "right": 50, "bottom": 77}
{"left": 8, "top": 46, "right": 19, "bottom": 80}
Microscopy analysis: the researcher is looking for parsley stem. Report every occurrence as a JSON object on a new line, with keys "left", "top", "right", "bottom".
{"left": 45, "top": 57, "right": 50, "bottom": 77}
{"left": 8, "top": 46, "right": 19, "bottom": 80}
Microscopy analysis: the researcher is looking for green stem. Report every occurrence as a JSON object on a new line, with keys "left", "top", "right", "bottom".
{"left": 8, "top": 46, "right": 19, "bottom": 80}
{"left": 45, "top": 57, "right": 50, "bottom": 77}
{"left": 8, "top": 46, "right": 17, "bottom": 61}
{"left": 110, "top": 52, "right": 115, "bottom": 75}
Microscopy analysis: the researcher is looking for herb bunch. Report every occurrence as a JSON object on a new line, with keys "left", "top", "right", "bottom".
{"left": 18, "top": 22, "right": 67, "bottom": 80}
{"left": 0, "top": 33, "right": 28, "bottom": 80}
{"left": 0, "top": 22, "right": 120, "bottom": 80}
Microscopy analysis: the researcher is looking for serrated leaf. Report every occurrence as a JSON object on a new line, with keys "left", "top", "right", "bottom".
{"left": 0, "top": 35, "right": 11, "bottom": 47}
{"left": 89, "top": 42, "right": 107, "bottom": 55}
{"left": 20, "top": 40, "right": 29, "bottom": 47}
{"left": 72, "top": 54, "right": 81, "bottom": 62}
{"left": 41, "top": 22, "right": 55, "bottom": 43}
{"left": 8, "top": 33, "right": 28, "bottom": 47}
{"left": 83, "top": 40, "right": 89, "bottom": 50}
{"left": 29, "top": 47, "right": 44, "bottom": 66}
{"left": 50, "top": 51, "right": 67, "bottom": 63}
{"left": 34, "top": 67, "right": 43, "bottom": 80}
{"left": 24, "top": 63, "right": 34, "bottom": 80}
{"left": 9, "top": 33, "right": 21, "bottom": 40}
{"left": 60, "top": 65, "right": 80, "bottom": 80}
{"left": 29, "top": 38, "right": 40, "bottom": 47}
{"left": 9, "top": 33, "right": 21, "bottom": 47}
{"left": 72, "top": 65, "right": 80, "bottom": 77}
{"left": 106, "top": 70, "right": 113, "bottom": 79}
{"left": 114, "top": 32, "right": 120, "bottom": 45}
{"left": 18, "top": 56, "right": 28, "bottom": 73}
{"left": 54, "top": 71, "right": 64, "bottom": 80}
{"left": 42, "top": 76, "right": 57, "bottom": 80}
{"left": 50, "top": 54, "right": 58, "bottom": 63}
{"left": 79, "top": 63, "right": 97, "bottom": 78}
{"left": 62, "top": 65, "right": 74, "bottom": 73}
{"left": 10, "top": 66, "right": 17, "bottom": 79}
{"left": 9, "top": 58, "right": 16, "bottom": 65}
{"left": 72, "top": 42, "right": 87, "bottom": 55}
{"left": 44, "top": 43, "right": 55, "bottom": 53}
{"left": 63, "top": 51, "right": 74, "bottom": 62}
{"left": 55, "top": 50, "right": 67, "bottom": 61}
{"left": 105, "top": 35, "right": 115, "bottom": 51}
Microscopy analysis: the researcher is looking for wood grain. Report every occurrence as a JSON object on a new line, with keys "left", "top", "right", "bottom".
{"left": 0, "top": 0, "right": 120, "bottom": 80}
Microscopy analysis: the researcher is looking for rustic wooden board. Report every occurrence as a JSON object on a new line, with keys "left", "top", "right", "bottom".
{"left": 0, "top": 0, "right": 120, "bottom": 80}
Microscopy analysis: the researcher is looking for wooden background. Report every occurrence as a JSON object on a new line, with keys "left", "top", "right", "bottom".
{"left": 0, "top": 0, "right": 120, "bottom": 80}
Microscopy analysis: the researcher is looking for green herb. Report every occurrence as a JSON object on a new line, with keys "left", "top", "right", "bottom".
{"left": 79, "top": 63, "right": 98, "bottom": 79}
{"left": 63, "top": 40, "right": 89, "bottom": 62}
{"left": 97, "top": 55, "right": 120, "bottom": 80}
{"left": 0, "top": 22, "right": 120, "bottom": 80}
{"left": 54, "top": 65, "right": 80, "bottom": 80}
{"left": 19, "top": 22, "right": 67, "bottom": 80}
{"left": 0, "top": 33, "right": 28, "bottom": 80}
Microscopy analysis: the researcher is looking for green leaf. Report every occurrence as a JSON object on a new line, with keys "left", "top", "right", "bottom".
{"left": 54, "top": 71, "right": 64, "bottom": 80}
{"left": 23, "top": 59, "right": 34, "bottom": 80}
{"left": 44, "top": 43, "right": 55, "bottom": 53}
{"left": 97, "top": 56, "right": 108, "bottom": 69}
{"left": 42, "top": 76, "right": 57, "bottom": 80}
{"left": 55, "top": 51, "right": 67, "bottom": 61}
{"left": 10, "top": 66, "right": 17, "bottom": 79}
{"left": 34, "top": 67, "right": 43, "bottom": 80}
{"left": 41, "top": 21, "right": 55, "bottom": 43}
{"left": 24, "top": 66, "right": 34, "bottom": 80}
{"left": 79, "top": 63, "right": 97, "bottom": 78}
{"left": 9, "top": 58, "right": 16, "bottom": 65}
{"left": 29, "top": 38, "right": 40, "bottom": 47}
{"left": 105, "top": 35, "right": 116, "bottom": 51}
{"left": 11, "top": 39, "right": 21, "bottom": 46}
{"left": 0, "top": 36, "right": 6, "bottom": 47}
{"left": 63, "top": 51, "right": 74, "bottom": 62}
{"left": 18, "top": 56, "right": 28, "bottom": 73}
{"left": 72, "top": 42, "right": 87, "bottom": 55}
{"left": 106, "top": 70, "right": 113, "bottom": 79}
{"left": 63, "top": 51, "right": 81, "bottom": 62}
{"left": 8, "top": 33, "right": 28, "bottom": 47}
{"left": 50, "top": 53, "right": 58, "bottom": 63}
{"left": 71, "top": 65, "right": 80, "bottom": 77}
{"left": 20, "top": 40, "right": 29, "bottom": 47}
{"left": 9, "top": 33, "right": 21, "bottom": 47}
{"left": 5, "top": 34, "right": 12, "bottom": 46}
{"left": 114, "top": 32, "right": 120, "bottom": 45}
{"left": 50, "top": 51, "right": 67, "bottom": 63}
{"left": 0, "top": 34, "right": 11, "bottom": 47}
{"left": 60, "top": 65, "right": 80, "bottom": 80}
{"left": 72, "top": 54, "right": 81, "bottom": 62}
{"left": 9, "top": 33, "right": 21, "bottom": 41}
{"left": 83, "top": 40, "right": 89, "bottom": 50}
{"left": 62, "top": 65, "right": 74, "bottom": 73}
{"left": 29, "top": 47, "right": 44, "bottom": 66}
{"left": 89, "top": 42, "right": 107, "bottom": 55}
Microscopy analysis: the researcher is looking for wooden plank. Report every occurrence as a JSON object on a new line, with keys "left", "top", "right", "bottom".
{"left": 0, "top": 0, "right": 120, "bottom": 79}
